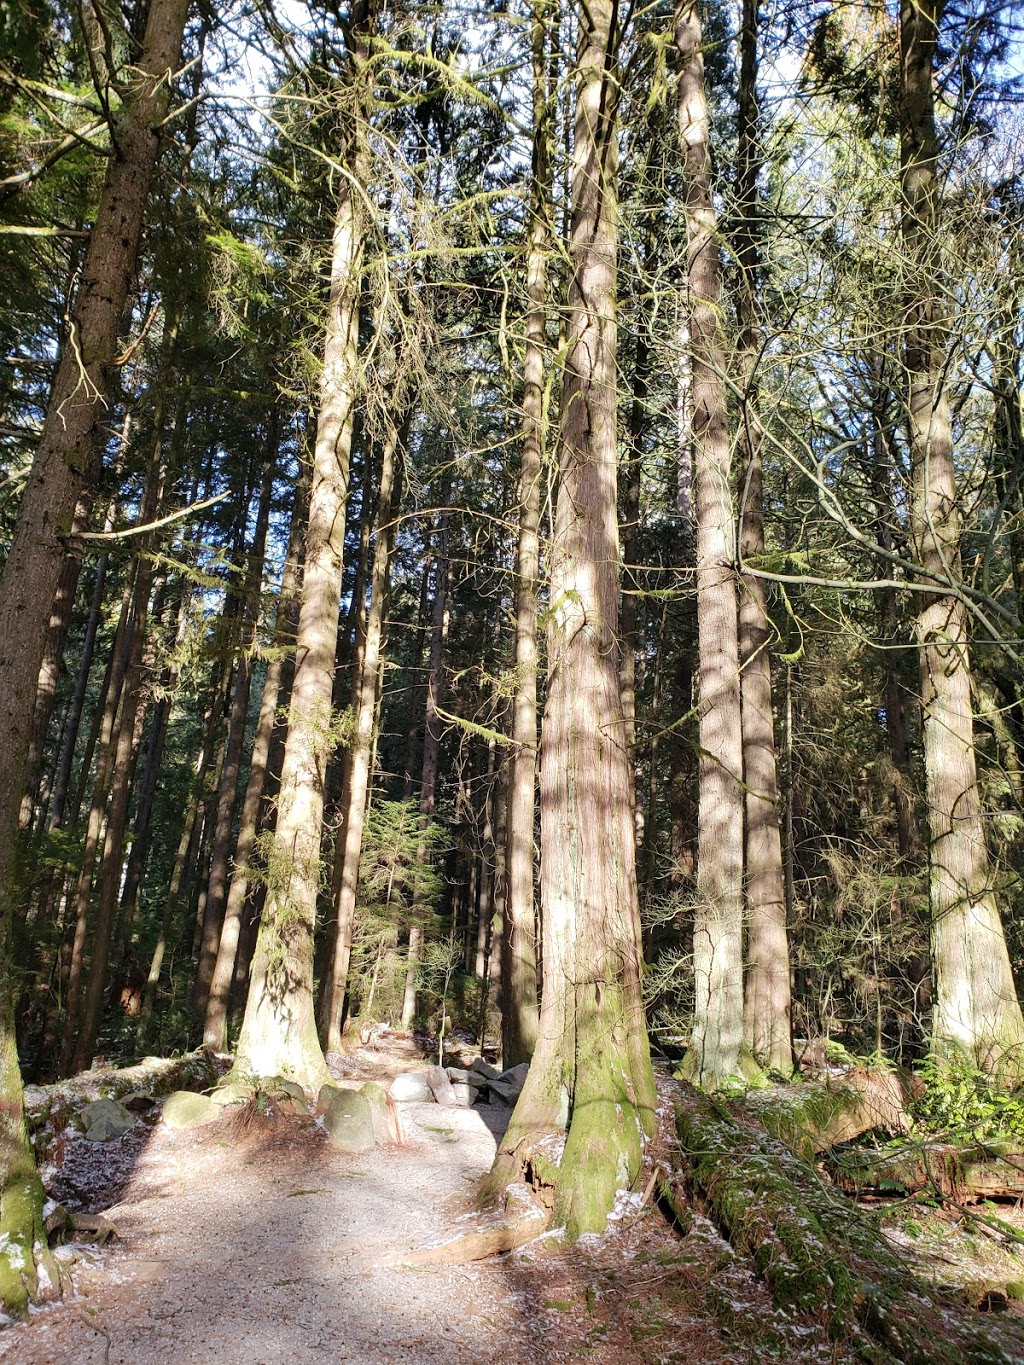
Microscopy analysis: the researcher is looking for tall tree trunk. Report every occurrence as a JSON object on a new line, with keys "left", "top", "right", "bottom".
{"left": 71, "top": 558, "right": 157, "bottom": 1073}
{"left": 68, "top": 413, "right": 171, "bottom": 1073}
{"left": 488, "top": 0, "right": 656, "bottom": 1237}
{"left": 204, "top": 459, "right": 307, "bottom": 1051}
{"left": 19, "top": 553, "right": 82, "bottom": 832}
{"left": 501, "top": 0, "right": 552, "bottom": 1070}
{"left": 401, "top": 530, "right": 449, "bottom": 1030}
{"left": 732, "top": 0, "right": 792, "bottom": 1076}
{"left": 233, "top": 0, "right": 376, "bottom": 1089}
{"left": 676, "top": 0, "right": 749, "bottom": 1086}
{"left": 193, "top": 456, "right": 275, "bottom": 1015}
{"left": 900, "top": 0, "right": 1024, "bottom": 1076}
{"left": 319, "top": 413, "right": 406, "bottom": 1051}
{"left": 0, "top": 0, "right": 192, "bottom": 949}
{"left": 57, "top": 570, "right": 137, "bottom": 1076}
{"left": 869, "top": 365, "right": 919, "bottom": 862}
{"left": 48, "top": 544, "right": 111, "bottom": 831}
{"left": 0, "top": 19, "right": 192, "bottom": 1285}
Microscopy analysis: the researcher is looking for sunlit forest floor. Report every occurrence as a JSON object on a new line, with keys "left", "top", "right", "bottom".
{"left": 3, "top": 1037, "right": 1024, "bottom": 1363}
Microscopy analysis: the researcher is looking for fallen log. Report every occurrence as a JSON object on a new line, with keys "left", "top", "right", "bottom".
{"left": 746, "top": 1067, "right": 913, "bottom": 1159}
{"left": 663, "top": 1080, "right": 1023, "bottom": 1365}
{"left": 24, "top": 1051, "right": 222, "bottom": 1135}
{"left": 828, "top": 1141, "right": 1024, "bottom": 1203}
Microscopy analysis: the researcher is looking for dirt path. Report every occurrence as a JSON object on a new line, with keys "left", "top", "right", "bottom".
{"left": 0, "top": 1054, "right": 847, "bottom": 1364}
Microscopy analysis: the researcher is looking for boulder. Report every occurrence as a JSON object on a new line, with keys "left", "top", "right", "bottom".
{"left": 264, "top": 1076, "right": 310, "bottom": 1116}
{"left": 162, "top": 1091, "right": 221, "bottom": 1131}
{"left": 390, "top": 1072, "right": 433, "bottom": 1103}
{"left": 487, "top": 1062, "right": 529, "bottom": 1105}
{"left": 360, "top": 1083, "right": 398, "bottom": 1144}
{"left": 469, "top": 1058, "right": 502, "bottom": 1082}
{"left": 446, "top": 1067, "right": 486, "bottom": 1089}
{"left": 317, "top": 1083, "right": 347, "bottom": 1115}
{"left": 450, "top": 1082, "right": 477, "bottom": 1107}
{"left": 426, "top": 1065, "right": 458, "bottom": 1106}
{"left": 80, "top": 1099, "right": 133, "bottom": 1143}
{"left": 324, "top": 1089, "right": 375, "bottom": 1153}
{"left": 210, "top": 1081, "right": 253, "bottom": 1109}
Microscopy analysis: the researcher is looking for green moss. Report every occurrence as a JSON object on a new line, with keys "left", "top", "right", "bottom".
{"left": 671, "top": 1084, "right": 1021, "bottom": 1364}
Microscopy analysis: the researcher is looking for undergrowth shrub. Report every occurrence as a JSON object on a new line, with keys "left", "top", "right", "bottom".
{"left": 913, "top": 1049, "right": 1024, "bottom": 1142}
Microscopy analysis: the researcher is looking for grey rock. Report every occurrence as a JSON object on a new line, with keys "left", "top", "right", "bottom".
{"left": 316, "top": 1083, "right": 346, "bottom": 1115}
{"left": 426, "top": 1065, "right": 457, "bottom": 1106}
{"left": 80, "top": 1098, "right": 133, "bottom": 1143}
{"left": 264, "top": 1076, "right": 310, "bottom": 1116}
{"left": 359, "top": 1082, "right": 395, "bottom": 1143}
{"left": 389, "top": 1072, "right": 433, "bottom": 1103}
{"left": 450, "top": 1082, "right": 477, "bottom": 1107}
{"left": 162, "top": 1091, "right": 220, "bottom": 1130}
{"left": 324, "top": 1089, "right": 375, "bottom": 1153}
{"left": 487, "top": 1062, "right": 530, "bottom": 1106}
{"left": 469, "top": 1058, "right": 502, "bottom": 1082}
{"left": 210, "top": 1081, "right": 253, "bottom": 1109}
{"left": 446, "top": 1067, "right": 486, "bottom": 1089}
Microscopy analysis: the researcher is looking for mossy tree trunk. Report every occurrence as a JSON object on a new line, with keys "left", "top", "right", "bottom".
{"left": 488, "top": 0, "right": 656, "bottom": 1239}
{"left": 900, "top": 0, "right": 1024, "bottom": 1077}
{"left": 234, "top": 0, "right": 376, "bottom": 1090}
{"left": 675, "top": 0, "right": 748, "bottom": 1087}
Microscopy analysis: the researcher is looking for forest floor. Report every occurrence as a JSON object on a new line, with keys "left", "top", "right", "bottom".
{"left": 2, "top": 1037, "right": 1022, "bottom": 1364}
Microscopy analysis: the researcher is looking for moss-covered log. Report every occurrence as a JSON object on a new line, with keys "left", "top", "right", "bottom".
{"left": 24, "top": 1050, "right": 220, "bottom": 1136}
{"left": 828, "top": 1141, "right": 1024, "bottom": 1203}
{"left": 666, "top": 1081, "right": 1022, "bottom": 1364}
{"left": 745, "top": 1067, "right": 912, "bottom": 1160}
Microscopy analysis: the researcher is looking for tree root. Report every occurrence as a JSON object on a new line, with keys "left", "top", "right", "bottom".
{"left": 379, "top": 1181, "right": 549, "bottom": 1266}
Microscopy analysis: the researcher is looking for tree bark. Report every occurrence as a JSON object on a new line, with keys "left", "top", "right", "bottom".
{"left": 676, "top": 0, "right": 749, "bottom": 1086}
{"left": 501, "top": 0, "right": 551, "bottom": 1071}
{"left": 233, "top": 0, "right": 376, "bottom": 1089}
{"left": 732, "top": 0, "right": 792, "bottom": 1076}
{"left": 0, "top": 0, "right": 192, "bottom": 950}
{"left": 203, "top": 457, "right": 307, "bottom": 1051}
{"left": 193, "top": 456, "right": 274, "bottom": 1015}
{"left": 319, "top": 412, "right": 407, "bottom": 1051}
{"left": 488, "top": 0, "right": 656, "bottom": 1238}
{"left": 401, "top": 530, "right": 449, "bottom": 1030}
{"left": 57, "top": 570, "right": 137, "bottom": 1076}
{"left": 900, "top": 0, "right": 1024, "bottom": 1076}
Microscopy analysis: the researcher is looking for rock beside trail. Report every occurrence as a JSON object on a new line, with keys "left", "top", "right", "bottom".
{"left": 317, "top": 1083, "right": 347, "bottom": 1114}
{"left": 162, "top": 1091, "right": 221, "bottom": 1130}
{"left": 80, "top": 1098, "right": 134, "bottom": 1142}
{"left": 470, "top": 1058, "right": 502, "bottom": 1082}
{"left": 484, "top": 1063, "right": 530, "bottom": 1106}
{"left": 210, "top": 1081, "right": 253, "bottom": 1109}
{"left": 426, "top": 1065, "right": 458, "bottom": 1105}
{"left": 324, "top": 1088, "right": 375, "bottom": 1153}
{"left": 450, "top": 1082, "right": 477, "bottom": 1107}
{"left": 389, "top": 1072, "right": 433, "bottom": 1103}
{"left": 447, "top": 1067, "right": 486, "bottom": 1090}
{"left": 264, "top": 1077, "right": 310, "bottom": 1116}
{"left": 360, "top": 1082, "right": 400, "bottom": 1144}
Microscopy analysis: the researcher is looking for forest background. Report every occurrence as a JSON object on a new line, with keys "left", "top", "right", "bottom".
{"left": 1, "top": 0, "right": 1023, "bottom": 1319}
